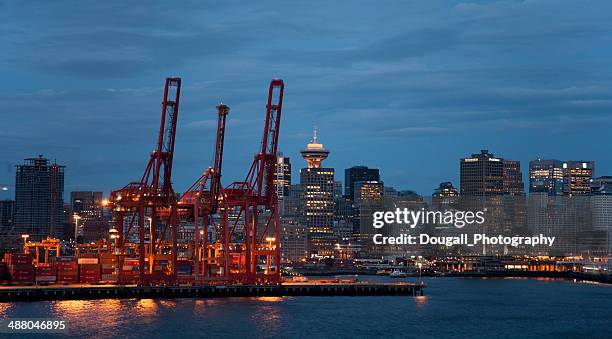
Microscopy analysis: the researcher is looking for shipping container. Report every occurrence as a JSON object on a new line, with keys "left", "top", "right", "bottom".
{"left": 35, "top": 276, "right": 56, "bottom": 283}
{"left": 4, "top": 253, "right": 33, "bottom": 266}
{"left": 78, "top": 258, "right": 99, "bottom": 265}
{"left": 52, "top": 256, "right": 77, "bottom": 263}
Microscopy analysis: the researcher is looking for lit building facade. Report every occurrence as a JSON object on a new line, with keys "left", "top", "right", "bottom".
{"left": 562, "top": 161, "right": 594, "bottom": 196}
{"left": 432, "top": 182, "right": 459, "bottom": 210}
{"left": 503, "top": 160, "right": 525, "bottom": 195}
{"left": 274, "top": 155, "right": 291, "bottom": 199}
{"left": 354, "top": 181, "right": 385, "bottom": 257}
{"left": 300, "top": 129, "right": 335, "bottom": 257}
{"left": 70, "top": 191, "right": 108, "bottom": 242}
{"left": 14, "top": 156, "right": 65, "bottom": 241}
{"left": 344, "top": 166, "right": 380, "bottom": 199}
{"left": 529, "top": 159, "right": 563, "bottom": 195}
{"left": 460, "top": 150, "right": 504, "bottom": 196}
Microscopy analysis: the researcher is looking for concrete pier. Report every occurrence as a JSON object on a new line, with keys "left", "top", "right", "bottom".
{"left": 0, "top": 282, "right": 425, "bottom": 302}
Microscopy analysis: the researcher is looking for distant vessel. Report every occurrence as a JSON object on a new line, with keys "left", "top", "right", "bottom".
{"left": 376, "top": 269, "right": 390, "bottom": 276}
{"left": 389, "top": 269, "right": 407, "bottom": 278}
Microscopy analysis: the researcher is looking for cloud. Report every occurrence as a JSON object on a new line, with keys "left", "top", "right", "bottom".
{"left": 2, "top": 0, "right": 612, "bottom": 194}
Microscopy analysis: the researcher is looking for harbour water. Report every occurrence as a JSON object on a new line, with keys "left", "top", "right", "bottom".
{"left": 1, "top": 277, "right": 611, "bottom": 338}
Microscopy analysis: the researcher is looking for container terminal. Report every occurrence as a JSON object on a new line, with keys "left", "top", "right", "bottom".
{"left": 0, "top": 77, "right": 425, "bottom": 301}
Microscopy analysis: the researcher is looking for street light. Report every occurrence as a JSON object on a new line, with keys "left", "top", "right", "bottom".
{"left": 73, "top": 213, "right": 81, "bottom": 246}
{"left": 265, "top": 237, "right": 276, "bottom": 249}
{"left": 21, "top": 234, "right": 29, "bottom": 254}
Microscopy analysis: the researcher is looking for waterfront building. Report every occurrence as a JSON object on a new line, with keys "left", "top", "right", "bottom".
{"left": 279, "top": 184, "right": 308, "bottom": 263}
{"left": 300, "top": 129, "right": 335, "bottom": 257}
{"left": 14, "top": 156, "right": 65, "bottom": 241}
{"left": 280, "top": 218, "right": 308, "bottom": 263}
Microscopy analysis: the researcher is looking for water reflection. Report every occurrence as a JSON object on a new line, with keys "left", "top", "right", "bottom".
{"left": 253, "top": 297, "right": 283, "bottom": 302}
{"left": 251, "top": 304, "right": 282, "bottom": 336}
{"left": 0, "top": 303, "right": 12, "bottom": 317}
{"left": 414, "top": 295, "right": 428, "bottom": 308}
{"left": 136, "top": 299, "right": 159, "bottom": 317}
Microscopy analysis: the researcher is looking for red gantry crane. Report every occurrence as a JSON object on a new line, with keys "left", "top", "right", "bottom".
{"left": 109, "top": 77, "right": 181, "bottom": 284}
{"left": 221, "top": 79, "right": 284, "bottom": 284}
{"left": 177, "top": 103, "right": 230, "bottom": 282}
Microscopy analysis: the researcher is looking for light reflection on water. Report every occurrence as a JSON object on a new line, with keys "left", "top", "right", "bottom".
{"left": 1, "top": 277, "right": 611, "bottom": 338}
{"left": 0, "top": 303, "right": 12, "bottom": 316}
{"left": 136, "top": 299, "right": 159, "bottom": 318}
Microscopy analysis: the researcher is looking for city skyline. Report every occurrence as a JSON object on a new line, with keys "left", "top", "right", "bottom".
{"left": 0, "top": 143, "right": 606, "bottom": 199}
{"left": 1, "top": 1, "right": 611, "bottom": 196}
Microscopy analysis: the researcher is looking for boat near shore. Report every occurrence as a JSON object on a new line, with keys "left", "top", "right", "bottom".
{"left": 389, "top": 269, "right": 407, "bottom": 278}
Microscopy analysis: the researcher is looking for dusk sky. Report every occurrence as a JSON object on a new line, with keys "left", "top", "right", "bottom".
{"left": 1, "top": 0, "right": 611, "bottom": 199}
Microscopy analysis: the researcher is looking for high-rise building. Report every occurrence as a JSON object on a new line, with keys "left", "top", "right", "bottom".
{"left": 14, "top": 156, "right": 65, "bottom": 240}
{"left": 279, "top": 184, "right": 308, "bottom": 263}
{"left": 344, "top": 166, "right": 380, "bottom": 199}
{"left": 562, "top": 161, "right": 594, "bottom": 196}
{"left": 529, "top": 159, "right": 563, "bottom": 195}
{"left": 300, "top": 129, "right": 335, "bottom": 257}
{"left": 354, "top": 181, "right": 384, "bottom": 257}
{"left": 503, "top": 160, "right": 524, "bottom": 195}
{"left": 70, "top": 191, "right": 108, "bottom": 242}
{"left": 460, "top": 150, "right": 504, "bottom": 196}
{"left": 274, "top": 155, "right": 291, "bottom": 199}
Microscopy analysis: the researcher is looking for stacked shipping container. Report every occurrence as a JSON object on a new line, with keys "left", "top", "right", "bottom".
{"left": 4, "top": 253, "right": 35, "bottom": 284}
{"left": 53, "top": 256, "right": 78, "bottom": 284}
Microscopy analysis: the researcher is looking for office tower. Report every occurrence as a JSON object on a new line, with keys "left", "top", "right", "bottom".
{"left": 461, "top": 150, "right": 525, "bottom": 255}
{"left": 503, "top": 160, "right": 525, "bottom": 195}
{"left": 279, "top": 184, "right": 308, "bottom": 263}
{"left": 274, "top": 155, "right": 291, "bottom": 199}
{"left": 344, "top": 166, "right": 380, "bottom": 199}
{"left": 14, "top": 156, "right": 65, "bottom": 240}
{"left": 460, "top": 150, "right": 504, "bottom": 196}
{"left": 562, "top": 161, "right": 594, "bottom": 196}
{"left": 529, "top": 159, "right": 563, "bottom": 195}
{"left": 300, "top": 129, "right": 335, "bottom": 257}
{"left": 70, "top": 191, "right": 108, "bottom": 242}
{"left": 354, "top": 181, "right": 384, "bottom": 257}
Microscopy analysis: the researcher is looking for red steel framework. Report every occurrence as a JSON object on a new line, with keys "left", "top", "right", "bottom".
{"left": 177, "top": 103, "right": 230, "bottom": 282}
{"left": 108, "top": 78, "right": 284, "bottom": 286}
{"left": 221, "top": 79, "right": 284, "bottom": 284}
{"left": 109, "top": 77, "right": 181, "bottom": 284}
